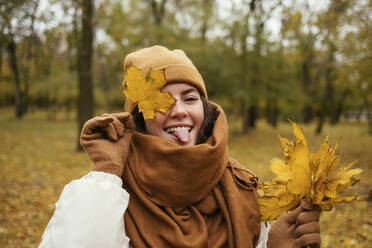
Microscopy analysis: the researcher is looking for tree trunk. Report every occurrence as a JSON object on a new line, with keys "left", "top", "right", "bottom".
{"left": 330, "top": 88, "right": 349, "bottom": 125}
{"left": 30, "top": 1, "right": 40, "bottom": 77}
{"left": 302, "top": 61, "right": 311, "bottom": 94}
{"left": 315, "top": 46, "right": 336, "bottom": 134}
{"left": 315, "top": 113, "right": 325, "bottom": 134}
{"left": 68, "top": 5, "right": 79, "bottom": 72}
{"left": 248, "top": 105, "right": 258, "bottom": 128}
{"left": 150, "top": 0, "right": 168, "bottom": 24}
{"left": 239, "top": 2, "right": 250, "bottom": 133}
{"left": 77, "top": 0, "right": 94, "bottom": 151}
{"left": 150, "top": 0, "right": 168, "bottom": 43}
{"left": 266, "top": 101, "right": 279, "bottom": 127}
{"left": 241, "top": 99, "right": 249, "bottom": 134}
{"left": 248, "top": 9, "right": 264, "bottom": 129}
{"left": 200, "top": 0, "right": 212, "bottom": 42}
{"left": 301, "top": 60, "right": 314, "bottom": 123}
{"left": 98, "top": 58, "right": 110, "bottom": 112}
{"left": 302, "top": 104, "right": 313, "bottom": 123}
{"left": 6, "top": 40, "right": 23, "bottom": 119}
{"left": 0, "top": 44, "right": 3, "bottom": 78}
{"left": 362, "top": 97, "right": 372, "bottom": 136}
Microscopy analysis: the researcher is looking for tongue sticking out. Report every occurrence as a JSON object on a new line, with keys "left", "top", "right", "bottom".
{"left": 171, "top": 129, "right": 190, "bottom": 144}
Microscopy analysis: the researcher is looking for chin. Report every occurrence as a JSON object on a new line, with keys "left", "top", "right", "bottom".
{"left": 181, "top": 141, "right": 195, "bottom": 146}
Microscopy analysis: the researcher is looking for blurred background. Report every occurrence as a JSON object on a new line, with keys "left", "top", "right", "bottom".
{"left": 0, "top": 0, "right": 371, "bottom": 247}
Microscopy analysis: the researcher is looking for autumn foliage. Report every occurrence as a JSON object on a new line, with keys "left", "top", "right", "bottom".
{"left": 258, "top": 121, "right": 366, "bottom": 221}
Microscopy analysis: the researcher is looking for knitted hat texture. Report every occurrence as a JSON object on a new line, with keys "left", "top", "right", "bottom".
{"left": 123, "top": 45, "right": 207, "bottom": 113}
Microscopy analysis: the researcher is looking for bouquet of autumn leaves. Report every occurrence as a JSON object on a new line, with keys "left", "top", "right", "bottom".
{"left": 258, "top": 121, "right": 366, "bottom": 221}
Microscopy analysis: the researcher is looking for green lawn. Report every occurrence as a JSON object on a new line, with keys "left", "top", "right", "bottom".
{"left": 0, "top": 108, "right": 371, "bottom": 247}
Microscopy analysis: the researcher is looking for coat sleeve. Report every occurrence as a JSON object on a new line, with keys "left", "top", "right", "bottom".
{"left": 38, "top": 171, "right": 130, "bottom": 248}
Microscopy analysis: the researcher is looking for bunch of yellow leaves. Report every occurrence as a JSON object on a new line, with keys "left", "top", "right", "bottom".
{"left": 123, "top": 65, "right": 175, "bottom": 119}
{"left": 258, "top": 121, "right": 366, "bottom": 221}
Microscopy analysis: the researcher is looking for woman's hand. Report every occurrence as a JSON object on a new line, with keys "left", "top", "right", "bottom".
{"left": 267, "top": 200, "right": 321, "bottom": 248}
{"left": 80, "top": 112, "right": 135, "bottom": 178}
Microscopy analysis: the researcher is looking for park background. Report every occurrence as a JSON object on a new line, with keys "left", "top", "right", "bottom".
{"left": 0, "top": 0, "right": 371, "bottom": 247}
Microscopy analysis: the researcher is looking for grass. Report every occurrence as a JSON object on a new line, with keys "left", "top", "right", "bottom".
{"left": 0, "top": 108, "right": 371, "bottom": 247}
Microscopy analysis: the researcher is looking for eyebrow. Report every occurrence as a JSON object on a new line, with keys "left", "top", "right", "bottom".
{"left": 182, "top": 87, "right": 198, "bottom": 95}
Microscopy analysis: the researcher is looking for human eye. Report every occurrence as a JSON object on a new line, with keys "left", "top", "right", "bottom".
{"left": 184, "top": 95, "right": 199, "bottom": 102}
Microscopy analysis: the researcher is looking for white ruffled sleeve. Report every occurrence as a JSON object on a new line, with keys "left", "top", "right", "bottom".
{"left": 38, "top": 171, "right": 130, "bottom": 248}
{"left": 256, "top": 222, "right": 270, "bottom": 248}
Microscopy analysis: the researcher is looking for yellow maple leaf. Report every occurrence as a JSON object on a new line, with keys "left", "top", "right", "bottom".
{"left": 258, "top": 121, "right": 366, "bottom": 221}
{"left": 123, "top": 65, "right": 175, "bottom": 119}
{"left": 258, "top": 193, "right": 300, "bottom": 221}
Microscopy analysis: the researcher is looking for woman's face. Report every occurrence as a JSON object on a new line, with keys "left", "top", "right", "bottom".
{"left": 144, "top": 83, "right": 204, "bottom": 146}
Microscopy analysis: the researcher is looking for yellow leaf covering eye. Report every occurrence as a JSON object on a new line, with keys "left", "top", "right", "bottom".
{"left": 258, "top": 121, "right": 366, "bottom": 221}
{"left": 123, "top": 65, "right": 175, "bottom": 119}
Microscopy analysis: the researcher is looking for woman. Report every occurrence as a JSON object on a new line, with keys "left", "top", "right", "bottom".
{"left": 39, "top": 46, "right": 320, "bottom": 248}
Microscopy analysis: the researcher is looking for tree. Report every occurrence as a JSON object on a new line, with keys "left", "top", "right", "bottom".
{"left": 5, "top": 39, "right": 23, "bottom": 118}
{"left": 281, "top": 4, "right": 319, "bottom": 124}
{"left": 341, "top": 0, "right": 372, "bottom": 135}
{"left": 234, "top": 0, "right": 281, "bottom": 132}
{"left": 0, "top": 0, "right": 35, "bottom": 118}
{"left": 248, "top": 0, "right": 281, "bottom": 129}
{"left": 314, "top": 0, "right": 359, "bottom": 133}
{"left": 149, "top": 0, "right": 168, "bottom": 43}
{"left": 77, "top": 0, "right": 94, "bottom": 150}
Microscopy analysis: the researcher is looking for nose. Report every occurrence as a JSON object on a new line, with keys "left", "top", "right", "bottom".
{"left": 170, "top": 100, "right": 187, "bottom": 119}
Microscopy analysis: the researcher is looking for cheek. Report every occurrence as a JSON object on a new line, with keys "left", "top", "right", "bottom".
{"left": 196, "top": 113, "right": 204, "bottom": 127}
{"left": 193, "top": 103, "right": 205, "bottom": 127}
{"left": 144, "top": 119, "right": 154, "bottom": 135}
{"left": 145, "top": 113, "right": 167, "bottom": 135}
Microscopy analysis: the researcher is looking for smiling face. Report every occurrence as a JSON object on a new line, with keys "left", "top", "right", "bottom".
{"left": 144, "top": 83, "right": 204, "bottom": 146}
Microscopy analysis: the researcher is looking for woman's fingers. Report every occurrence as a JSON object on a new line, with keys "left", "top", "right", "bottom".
{"left": 82, "top": 112, "right": 134, "bottom": 141}
{"left": 296, "top": 210, "right": 320, "bottom": 226}
{"left": 294, "top": 202, "right": 321, "bottom": 247}
{"left": 112, "top": 112, "right": 129, "bottom": 121}
{"left": 111, "top": 116, "right": 124, "bottom": 137}
{"left": 294, "top": 233, "right": 321, "bottom": 248}
{"left": 294, "top": 221, "right": 320, "bottom": 238}
{"left": 105, "top": 123, "right": 119, "bottom": 141}
{"left": 83, "top": 116, "right": 114, "bottom": 134}
{"left": 102, "top": 113, "right": 125, "bottom": 140}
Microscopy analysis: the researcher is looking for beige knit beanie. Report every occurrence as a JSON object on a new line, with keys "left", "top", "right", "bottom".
{"left": 123, "top": 45, "right": 207, "bottom": 113}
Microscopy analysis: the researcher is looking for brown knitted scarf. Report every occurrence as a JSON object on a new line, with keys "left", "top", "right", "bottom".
{"left": 122, "top": 104, "right": 261, "bottom": 247}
